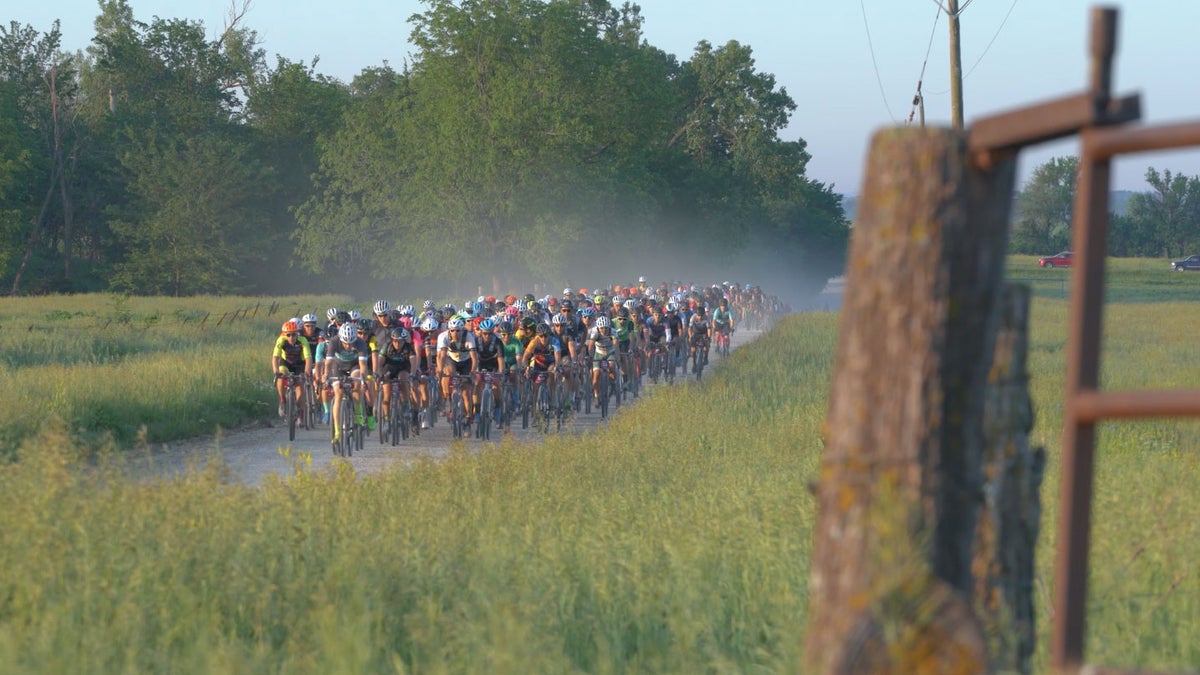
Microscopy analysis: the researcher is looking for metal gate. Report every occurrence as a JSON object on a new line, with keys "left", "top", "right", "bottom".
{"left": 968, "top": 7, "right": 1200, "bottom": 673}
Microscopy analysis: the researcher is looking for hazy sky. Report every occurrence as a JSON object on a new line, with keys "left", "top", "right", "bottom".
{"left": 12, "top": 0, "right": 1200, "bottom": 194}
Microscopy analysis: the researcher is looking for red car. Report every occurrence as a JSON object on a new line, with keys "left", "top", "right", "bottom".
{"left": 1038, "top": 251, "right": 1073, "bottom": 268}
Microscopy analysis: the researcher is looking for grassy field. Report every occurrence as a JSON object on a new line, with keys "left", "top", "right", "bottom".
{"left": 0, "top": 293, "right": 348, "bottom": 460}
{"left": 0, "top": 260, "right": 1198, "bottom": 672}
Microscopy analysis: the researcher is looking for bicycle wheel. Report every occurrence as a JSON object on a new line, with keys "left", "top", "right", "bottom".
{"left": 286, "top": 384, "right": 297, "bottom": 442}
{"left": 613, "top": 368, "right": 623, "bottom": 409}
{"left": 340, "top": 396, "right": 356, "bottom": 457}
{"left": 477, "top": 386, "right": 493, "bottom": 440}
{"left": 535, "top": 383, "right": 550, "bottom": 433}
{"left": 304, "top": 379, "right": 318, "bottom": 429}
{"left": 598, "top": 367, "right": 609, "bottom": 419}
{"left": 583, "top": 372, "right": 592, "bottom": 415}
{"left": 376, "top": 390, "right": 387, "bottom": 445}
{"left": 426, "top": 377, "right": 439, "bottom": 429}
{"left": 451, "top": 390, "right": 466, "bottom": 439}
{"left": 520, "top": 378, "right": 532, "bottom": 429}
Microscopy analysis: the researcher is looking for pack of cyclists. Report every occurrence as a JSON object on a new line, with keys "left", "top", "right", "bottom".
{"left": 270, "top": 280, "right": 785, "bottom": 443}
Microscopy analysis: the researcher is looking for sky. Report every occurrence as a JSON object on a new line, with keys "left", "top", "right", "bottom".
{"left": 11, "top": 0, "right": 1200, "bottom": 195}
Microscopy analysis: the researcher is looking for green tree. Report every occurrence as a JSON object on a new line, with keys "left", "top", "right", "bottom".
{"left": 1012, "top": 156, "right": 1077, "bottom": 254}
{"left": 1125, "top": 167, "right": 1200, "bottom": 257}
{"left": 109, "top": 133, "right": 273, "bottom": 295}
{"left": 0, "top": 20, "right": 79, "bottom": 292}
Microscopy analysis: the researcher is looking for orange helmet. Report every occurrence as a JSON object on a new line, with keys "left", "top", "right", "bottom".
{"left": 504, "top": 294, "right": 517, "bottom": 305}
{"left": 485, "top": 295, "right": 496, "bottom": 303}
{"left": 282, "top": 320, "right": 299, "bottom": 333}
{"left": 613, "top": 284, "right": 623, "bottom": 294}
{"left": 578, "top": 288, "right": 588, "bottom": 295}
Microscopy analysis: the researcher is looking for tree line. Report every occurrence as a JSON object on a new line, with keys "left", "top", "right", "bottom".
{"left": 1013, "top": 155, "right": 1200, "bottom": 257}
{"left": 0, "top": 0, "right": 850, "bottom": 297}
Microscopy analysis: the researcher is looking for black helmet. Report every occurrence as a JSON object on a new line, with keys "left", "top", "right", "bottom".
{"left": 335, "top": 311, "right": 350, "bottom": 324}
{"left": 535, "top": 323, "right": 550, "bottom": 336}
{"left": 560, "top": 299, "right": 574, "bottom": 311}
{"left": 389, "top": 327, "right": 406, "bottom": 340}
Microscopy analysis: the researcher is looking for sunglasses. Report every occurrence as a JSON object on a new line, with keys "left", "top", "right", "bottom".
{"left": 285, "top": 332, "right": 297, "bottom": 337}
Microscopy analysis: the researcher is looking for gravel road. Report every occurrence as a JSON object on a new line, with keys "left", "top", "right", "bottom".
{"left": 132, "top": 329, "right": 758, "bottom": 485}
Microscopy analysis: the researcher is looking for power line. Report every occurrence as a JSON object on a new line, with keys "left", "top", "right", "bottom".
{"left": 929, "top": 0, "right": 1020, "bottom": 95}
{"left": 908, "top": 2, "right": 943, "bottom": 124}
{"left": 860, "top": 0, "right": 898, "bottom": 122}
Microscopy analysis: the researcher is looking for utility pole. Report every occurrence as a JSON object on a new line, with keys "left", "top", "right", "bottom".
{"left": 948, "top": 0, "right": 965, "bottom": 129}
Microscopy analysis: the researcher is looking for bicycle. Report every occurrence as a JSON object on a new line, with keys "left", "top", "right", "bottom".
{"left": 691, "top": 336, "right": 710, "bottom": 381}
{"left": 714, "top": 325, "right": 732, "bottom": 357}
{"left": 277, "top": 372, "right": 305, "bottom": 441}
{"left": 595, "top": 358, "right": 622, "bottom": 419}
{"left": 475, "top": 371, "right": 503, "bottom": 440}
{"left": 329, "top": 375, "right": 365, "bottom": 457}
{"left": 526, "top": 369, "right": 554, "bottom": 433}
{"left": 378, "top": 374, "right": 413, "bottom": 446}
{"left": 646, "top": 341, "right": 668, "bottom": 385}
{"left": 447, "top": 373, "right": 472, "bottom": 440}
{"left": 303, "top": 375, "right": 320, "bottom": 428}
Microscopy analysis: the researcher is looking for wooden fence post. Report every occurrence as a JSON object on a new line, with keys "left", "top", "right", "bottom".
{"left": 973, "top": 284, "right": 1044, "bottom": 674}
{"left": 804, "top": 126, "right": 1015, "bottom": 673}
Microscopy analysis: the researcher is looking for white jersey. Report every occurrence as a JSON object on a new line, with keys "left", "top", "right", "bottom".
{"left": 436, "top": 331, "right": 477, "bottom": 363}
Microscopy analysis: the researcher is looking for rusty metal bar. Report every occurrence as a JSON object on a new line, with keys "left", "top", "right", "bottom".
{"left": 1052, "top": 8, "right": 1118, "bottom": 672}
{"left": 1086, "top": 121, "right": 1200, "bottom": 159}
{"left": 1072, "top": 389, "right": 1200, "bottom": 422}
{"left": 968, "top": 93, "right": 1139, "bottom": 157}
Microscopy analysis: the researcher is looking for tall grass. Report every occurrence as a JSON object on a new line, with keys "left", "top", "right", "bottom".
{"left": 0, "top": 312, "right": 838, "bottom": 674}
{"left": 0, "top": 293, "right": 347, "bottom": 459}
{"left": 1, "top": 267, "right": 1199, "bottom": 672}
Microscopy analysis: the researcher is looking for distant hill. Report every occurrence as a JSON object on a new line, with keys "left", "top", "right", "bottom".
{"left": 839, "top": 190, "right": 1140, "bottom": 222}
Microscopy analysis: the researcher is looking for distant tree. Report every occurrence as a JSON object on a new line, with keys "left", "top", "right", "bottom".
{"left": 109, "top": 133, "right": 273, "bottom": 295}
{"left": 0, "top": 20, "right": 79, "bottom": 292}
{"left": 1125, "top": 167, "right": 1200, "bottom": 257}
{"left": 1011, "top": 156, "right": 1077, "bottom": 254}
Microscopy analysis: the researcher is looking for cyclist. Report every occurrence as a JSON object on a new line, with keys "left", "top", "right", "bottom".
{"left": 414, "top": 315, "right": 441, "bottom": 428}
{"left": 436, "top": 316, "right": 478, "bottom": 423}
{"left": 498, "top": 320, "right": 524, "bottom": 371}
{"left": 272, "top": 320, "right": 313, "bottom": 420}
{"left": 612, "top": 305, "right": 638, "bottom": 394}
{"left": 323, "top": 322, "right": 371, "bottom": 441}
{"left": 712, "top": 297, "right": 735, "bottom": 351}
{"left": 523, "top": 322, "right": 562, "bottom": 403}
{"left": 377, "top": 326, "right": 419, "bottom": 433}
{"left": 550, "top": 312, "right": 580, "bottom": 410}
{"left": 586, "top": 315, "right": 620, "bottom": 405}
{"left": 355, "top": 318, "right": 379, "bottom": 430}
{"left": 665, "top": 302, "right": 686, "bottom": 369}
{"left": 642, "top": 304, "right": 671, "bottom": 375}
{"left": 473, "top": 318, "right": 505, "bottom": 423}
{"left": 299, "top": 313, "right": 325, "bottom": 346}
{"left": 688, "top": 305, "right": 712, "bottom": 373}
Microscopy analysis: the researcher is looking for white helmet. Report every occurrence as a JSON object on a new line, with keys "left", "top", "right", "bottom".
{"left": 399, "top": 304, "right": 414, "bottom": 316}
{"left": 562, "top": 287, "right": 573, "bottom": 296}
{"left": 301, "top": 313, "right": 318, "bottom": 324}
{"left": 338, "top": 323, "right": 357, "bottom": 343}
{"left": 595, "top": 315, "right": 611, "bottom": 329}
{"left": 422, "top": 300, "right": 435, "bottom": 310}
{"left": 348, "top": 310, "right": 362, "bottom": 321}
{"left": 419, "top": 316, "right": 438, "bottom": 332}
{"left": 638, "top": 275, "right": 646, "bottom": 283}
{"left": 551, "top": 313, "right": 568, "bottom": 325}
{"left": 447, "top": 317, "right": 466, "bottom": 330}
{"left": 326, "top": 307, "right": 339, "bottom": 321}
{"left": 373, "top": 300, "right": 391, "bottom": 315}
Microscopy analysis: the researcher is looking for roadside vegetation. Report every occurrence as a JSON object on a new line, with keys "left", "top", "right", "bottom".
{"left": 2, "top": 262, "right": 1200, "bottom": 671}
